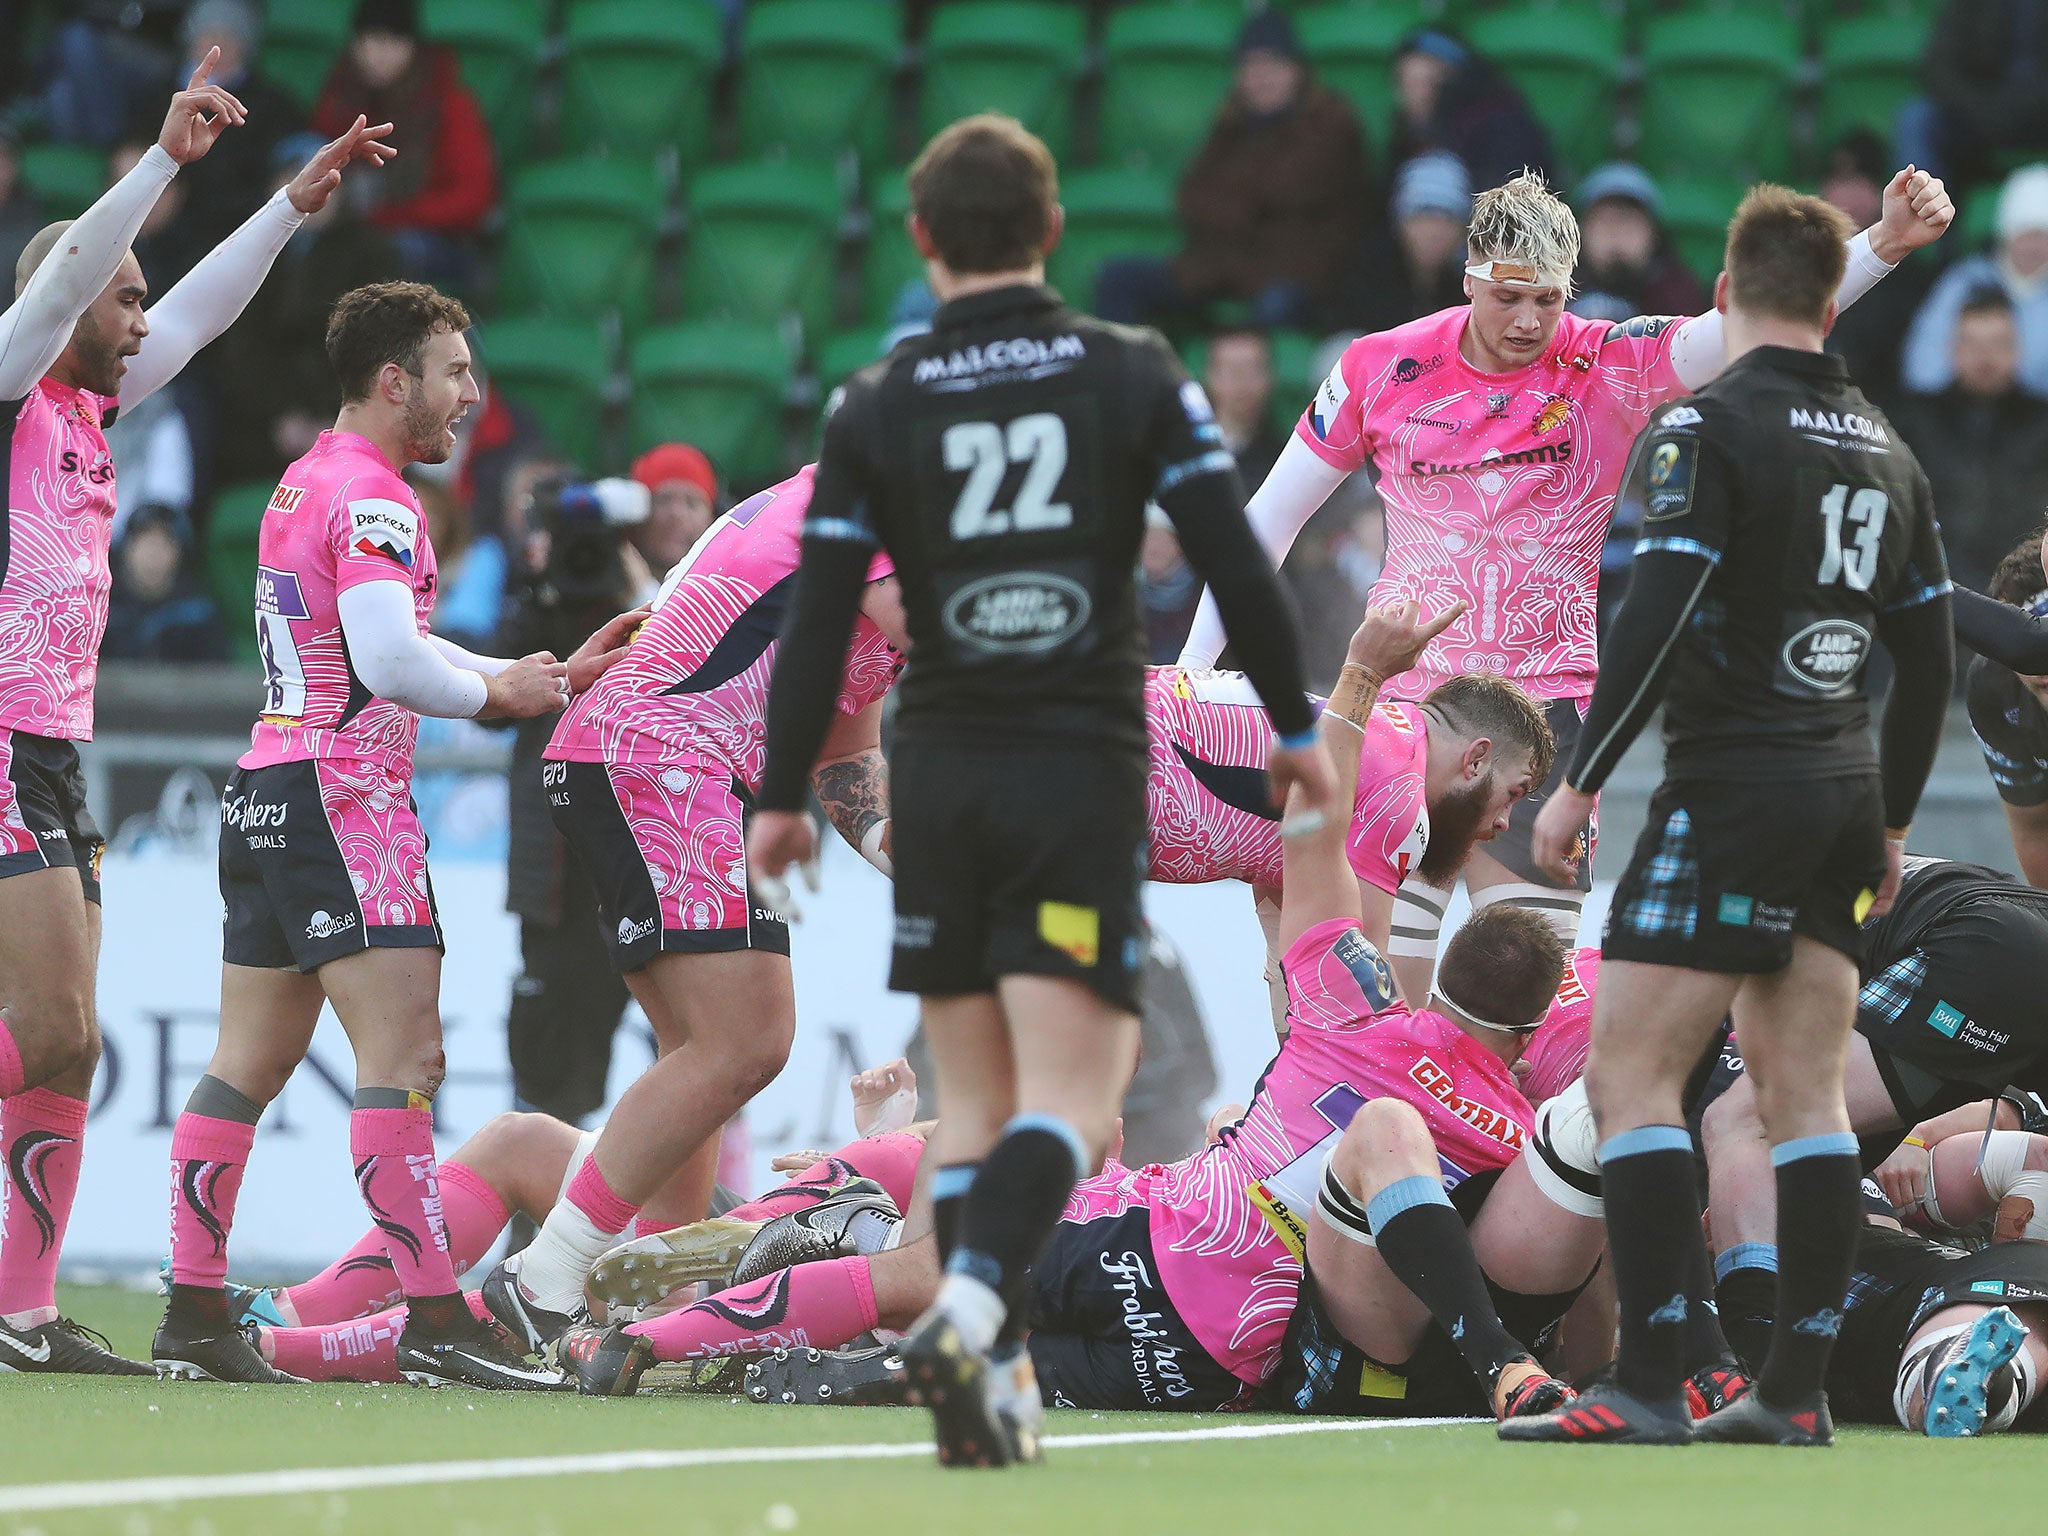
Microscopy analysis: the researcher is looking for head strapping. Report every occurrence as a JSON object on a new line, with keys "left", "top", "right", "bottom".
{"left": 1466, "top": 169, "right": 1580, "bottom": 294}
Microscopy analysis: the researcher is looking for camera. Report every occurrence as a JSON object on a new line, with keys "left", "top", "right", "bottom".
{"left": 529, "top": 476, "right": 650, "bottom": 606}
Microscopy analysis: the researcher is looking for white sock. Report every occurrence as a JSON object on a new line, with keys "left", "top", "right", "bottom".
{"left": 935, "top": 1272, "right": 1005, "bottom": 1355}
{"left": 516, "top": 1200, "right": 623, "bottom": 1313}
{"left": 848, "top": 1209, "right": 900, "bottom": 1255}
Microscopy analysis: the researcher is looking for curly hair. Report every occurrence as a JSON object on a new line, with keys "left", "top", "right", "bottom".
{"left": 325, "top": 281, "right": 472, "bottom": 403}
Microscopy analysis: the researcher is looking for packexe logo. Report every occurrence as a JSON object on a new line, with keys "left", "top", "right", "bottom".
{"left": 59, "top": 450, "right": 113, "bottom": 484}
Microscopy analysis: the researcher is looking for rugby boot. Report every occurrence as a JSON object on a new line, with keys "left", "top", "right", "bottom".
{"left": 1497, "top": 1382, "right": 1695, "bottom": 1444}
{"left": 1685, "top": 1361, "right": 1753, "bottom": 1420}
{"left": 1692, "top": 1388, "right": 1834, "bottom": 1446}
{"left": 558, "top": 1322, "right": 654, "bottom": 1397}
{"left": 397, "top": 1308, "right": 568, "bottom": 1391}
{"left": 986, "top": 1346, "right": 1045, "bottom": 1464}
{"left": 0, "top": 1314, "right": 153, "bottom": 1376}
{"left": 1493, "top": 1357, "right": 1576, "bottom": 1421}
{"left": 482, "top": 1252, "right": 581, "bottom": 1354}
{"left": 152, "top": 1315, "right": 302, "bottom": 1383}
{"left": 643, "top": 1351, "right": 752, "bottom": 1395}
{"left": 744, "top": 1342, "right": 909, "bottom": 1406}
{"left": 586, "top": 1218, "right": 764, "bottom": 1318}
{"left": 1911, "top": 1307, "right": 2029, "bottom": 1438}
{"left": 900, "top": 1309, "right": 1014, "bottom": 1468}
{"left": 731, "top": 1187, "right": 899, "bottom": 1286}
{"left": 155, "top": 1257, "right": 291, "bottom": 1328}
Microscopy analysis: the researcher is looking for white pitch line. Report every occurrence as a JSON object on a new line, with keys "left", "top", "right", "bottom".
{"left": 0, "top": 1416, "right": 1481, "bottom": 1514}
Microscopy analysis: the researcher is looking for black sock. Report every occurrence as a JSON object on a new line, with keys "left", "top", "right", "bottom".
{"left": 1713, "top": 1251, "right": 1779, "bottom": 1374}
{"left": 1682, "top": 1236, "right": 1737, "bottom": 1375}
{"left": 1360, "top": 1176, "right": 1528, "bottom": 1386}
{"left": 407, "top": 1291, "right": 468, "bottom": 1335}
{"left": 1601, "top": 1126, "right": 1706, "bottom": 1405}
{"left": 931, "top": 1161, "right": 979, "bottom": 1266}
{"left": 1759, "top": 1134, "right": 1860, "bottom": 1406}
{"left": 952, "top": 1120, "right": 1082, "bottom": 1334}
{"left": 165, "top": 1282, "right": 231, "bottom": 1332}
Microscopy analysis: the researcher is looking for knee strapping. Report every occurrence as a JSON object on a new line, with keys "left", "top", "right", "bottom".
{"left": 1390, "top": 880, "right": 1448, "bottom": 961}
{"left": 1471, "top": 882, "right": 1586, "bottom": 946}
{"left": 1528, "top": 1078, "right": 1603, "bottom": 1218}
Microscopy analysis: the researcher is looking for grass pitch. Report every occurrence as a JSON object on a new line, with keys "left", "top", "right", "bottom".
{"left": 0, "top": 1285, "right": 2033, "bottom": 1536}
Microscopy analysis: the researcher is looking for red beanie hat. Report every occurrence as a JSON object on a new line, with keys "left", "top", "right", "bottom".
{"left": 630, "top": 442, "right": 717, "bottom": 500}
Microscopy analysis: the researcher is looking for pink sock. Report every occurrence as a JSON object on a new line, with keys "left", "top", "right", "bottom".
{"left": 168, "top": 1114, "right": 256, "bottom": 1288}
{"left": 566, "top": 1155, "right": 638, "bottom": 1233}
{"left": 259, "top": 1293, "right": 493, "bottom": 1383}
{"left": 727, "top": 1133, "right": 924, "bottom": 1223}
{"left": 283, "top": 1158, "right": 510, "bottom": 1325}
{"left": 0, "top": 1089, "right": 88, "bottom": 1318}
{"left": 349, "top": 1106, "right": 460, "bottom": 1299}
{"left": 0, "top": 1020, "right": 23, "bottom": 1099}
{"left": 628, "top": 1256, "right": 878, "bottom": 1362}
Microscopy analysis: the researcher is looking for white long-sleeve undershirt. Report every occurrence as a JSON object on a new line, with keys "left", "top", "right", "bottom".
{"left": 1174, "top": 228, "right": 1901, "bottom": 671}
{"left": 337, "top": 580, "right": 496, "bottom": 718}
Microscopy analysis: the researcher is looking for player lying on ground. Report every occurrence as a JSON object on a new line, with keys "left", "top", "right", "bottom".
{"left": 1179, "top": 165, "right": 1953, "bottom": 965}
{"left": 1708, "top": 1122, "right": 2048, "bottom": 1437}
{"left": 1954, "top": 530, "right": 2048, "bottom": 885}
{"left": 1146, "top": 614, "right": 1554, "bottom": 1013}
{"left": 156, "top": 282, "right": 641, "bottom": 1389}
{"left": 483, "top": 465, "right": 910, "bottom": 1361}
{"left": 0, "top": 62, "right": 394, "bottom": 1375}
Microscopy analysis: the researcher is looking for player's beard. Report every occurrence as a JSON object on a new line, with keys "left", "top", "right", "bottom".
{"left": 69, "top": 314, "right": 127, "bottom": 397}
{"left": 402, "top": 389, "right": 456, "bottom": 465}
{"left": 1417, "top": 772, "right": 1500, "bottom": 885}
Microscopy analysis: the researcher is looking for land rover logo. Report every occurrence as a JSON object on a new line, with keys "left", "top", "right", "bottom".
{"left": 1782, "top": 619, "right": 1870, "bottom": 692}
{"left": 945, "top": 572, "right": 1090, "bottom": 654}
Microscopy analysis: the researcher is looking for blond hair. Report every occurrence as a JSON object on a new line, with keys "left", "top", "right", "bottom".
{"left": 1467, "top": 169, "right": 1580, "bottom": 295}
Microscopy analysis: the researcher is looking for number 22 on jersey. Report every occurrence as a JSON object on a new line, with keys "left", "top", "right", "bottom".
{"left": 943, "top": 413, "right": 1073, "bottom": 540}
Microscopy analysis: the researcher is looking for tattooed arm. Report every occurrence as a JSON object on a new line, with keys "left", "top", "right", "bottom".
{"left": 811, "top": 700, "right": 892, "bottom": 874}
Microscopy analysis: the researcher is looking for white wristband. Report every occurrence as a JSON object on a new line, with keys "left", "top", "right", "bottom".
{"left": 860, "top": 819, "right": 893, "bottom": 878}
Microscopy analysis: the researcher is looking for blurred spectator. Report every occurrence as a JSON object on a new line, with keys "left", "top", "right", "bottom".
{"left": 420, "top": 472, "right": 503, "bottom": 650}
{"left": 1566, "top": 162, "right": 1707, "bottom": 324}
{"left": 41, "top": 3, "right": 177, "bottom": 148}
{"left": 1821, "top": 130, "right": 1934, "bottom": 409}
{"left": 1898, "top": 0, "right": 2048, "bottom": 194}
{"left": 0, "top": 126, "right": 43, "bottom": 282}
{"left": 1139, "top": 506, "right": 1201, "bottom": 663}
{"left": 1096, "top": 10, "right": 1370, "bottom": 331}
{"left": 1281, "top": 488, "right": 1384, "bottom": 682}
{"left": 624, "top": 442, "right": 721, "bottom": 596}
{"left": 1346, "top": 151, "right": 1471, "bottom": 333}
{"left": 102, "top": 505, "right": 228, "bottom": 663}
{"left": 313, "top": 0, "right": 498, "bottom": 286}
{"left": 1204, "top": 327, "right": 1286, "bottom": 491}
{"left": 1903, "top": 164, "right": 2048, "bottom": 397}
{"left": 1387, "top": 29, "right": 1555, "bottom": 198}
{"left": 104, "top": 380, "right": 197, "bottom": 537}
{"left": 1895, "top": 287, "right": 2048, "bottom": 594}
{"left": 173, "top": 0, "right": 307, "bottom": 251}
{"left": 210, "top": 132, "right": 401, "bottom": 487}
{"left": 110, "top": 137, "right": 205, "bottom": 290}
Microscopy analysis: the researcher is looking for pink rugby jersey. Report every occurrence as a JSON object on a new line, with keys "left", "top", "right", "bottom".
{"left": 1065, "top": 917, "right": 1533, "bottom": 1387}
{"left": 1518, "top": 946, "right": 1602, "bottom": 1106}
{"left": 240, "top": 431, "right": 440, "bottom": 775}
{"left": 0, "top": 379, "right": 119, "bottom": 739}
{"left": 549, "top": 467, "right": 901, "bottom": 781}
{"left": 1145, "top": 667, "right": 1428, "bottom": 892}
{"left": 1300, "top": 308, "right": 1690, "bottom": 701}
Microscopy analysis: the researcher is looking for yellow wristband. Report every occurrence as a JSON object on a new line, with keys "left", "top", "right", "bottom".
{"left": 1886, "top": 826, "right": 1911, "bottom": 843}
{"left": 1901, "top": 1135, "right": 1928, "bottom": 1150}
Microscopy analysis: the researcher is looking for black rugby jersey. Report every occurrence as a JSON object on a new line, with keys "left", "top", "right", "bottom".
{"left": 1864, "top": 854, "right": 2048, "bottom": 962}
{"left": 1967, "top": 649, "right": 2048, "bottom": 808}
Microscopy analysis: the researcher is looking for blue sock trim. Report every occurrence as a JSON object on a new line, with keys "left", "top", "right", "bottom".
{"left": 1598, "top": 1125, "right": 1693, "bottom": 1165}
{"left": 1714, "top": 1242, "right": 1779, "bottom": 1281}
{"left": 1004, "top": 1112, "right": 1088, "bottom": 1176}
{"left": 1771, "top": 1131, "right": 1859, "bottom": 1167}
{"left": 946, "top": 1248, "right": 1002, "bottom": 1290}
{"left": 930, "top": 1165, "right": 978, "bottom": 1201}
{"left": 1363, "top": 1174, "right": 1451, "bottom": 1232}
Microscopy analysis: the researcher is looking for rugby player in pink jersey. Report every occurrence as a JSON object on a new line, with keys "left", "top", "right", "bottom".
{"left": 479, "top": 465, "right": 910, "bottom": 1356}
{"left": 1178, "top": 165, "right": 1955, "bottom": 966}
{"left": 153, "top": 282, "right": 639, "bottom": 1388}
{"left": 0, "top": 59, "right": 397, "bottom": 1373}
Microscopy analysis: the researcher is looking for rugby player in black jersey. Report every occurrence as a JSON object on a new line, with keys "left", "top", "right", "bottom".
{"left": 747, "top": 115, "right": 1332, "bottom": 1466}
{"left": 1958, "top": 531, "right": 2048, "bottom": 885}
{"left": 1505, "top": 188, "right": 1954, "bottom": 1446}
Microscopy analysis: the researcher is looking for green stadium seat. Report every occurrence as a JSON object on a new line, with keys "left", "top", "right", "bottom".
{"left": 1046, "top": 166, "right": 1179, "bottom": 310}
{"left": 1464, "top": 6, "right": 1623, "bottom": 176}
{"left": 207, "top": 481, "right": 276, "bottom": 663}
{"left": 919, "top": 3, "right": 1088, "bottom": 165}
{"left": 1296, "top": 1, "right": 1431, "bottom": 154}
{"left": 497, "top": 158, "right": 665, "bottom": 323}
{"left": 629, "top": 322, "right": 796, "bottom": 487}
{"left": 738, "top": 0, "right": 903, "bottom": 171}
{"left": 1818, "top": 11, "right": 1934, "bottom": 147}
{"left": 1658, "top": 174, "right": 1749, "bottom": 284}
{"left": 816, "top": 324, "right": 896, "bottom": 396}
{"left": 421, "top": 0, "right": 548, "bottom": 168}
{"left": 18, "top": 143, "right": 104, "bottom": 221}
{"left": 1099, "top": 2, "right": 1240, "bottom": 173}
{"left": 479, "top": 316, "right": 613, "bottom": 472}
{"left": 263, "top": 0, "right": 350, "bottom": 106}
{"left": 1959, "top": 187, "right": 2001, "bottom": 253}
{"left": 559, "top": 0, "right": 725, "bottom": 172}
{"left": 1638, "top": 11, "right": 1801, "bottom": 183}
{"left": 683, "top": 159, "right": 843, "bottom": 337}
{"left": 863, "top": 176, "right": 927, "bottom": 324}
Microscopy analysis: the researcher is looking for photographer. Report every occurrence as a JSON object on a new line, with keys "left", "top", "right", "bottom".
{"left": 497, "top": 443, "right": 718, "bottom": 1124}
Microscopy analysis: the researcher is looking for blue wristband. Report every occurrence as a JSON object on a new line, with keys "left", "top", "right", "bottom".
{"left": 1276, "top": 727, "right": 1319, "bottom": 751}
